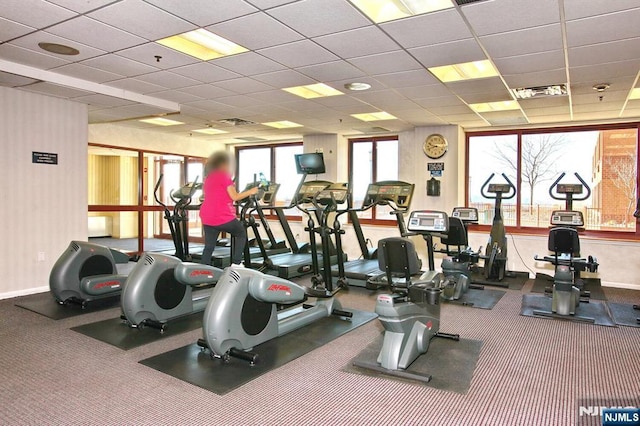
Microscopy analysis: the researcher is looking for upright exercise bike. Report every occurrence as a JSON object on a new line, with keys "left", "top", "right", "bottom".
{"left": 480, "top": 173, "right": 516, "bottom": 281}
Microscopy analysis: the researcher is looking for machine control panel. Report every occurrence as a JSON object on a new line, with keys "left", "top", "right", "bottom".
{"left": 556, "top": 183, "right": 583, "bottom": 194}
{"left": 316, "top": 184, "right": 349, "bottom": 205}
{"left": 241, "top": 182, "right": 280, "bottom": 206}
{"left": 296, "top": 181, "right": 332, "bottom": 202}
{"left": 363, "top": 181, "right": 415, "bottom": 209}
{"left": 488, "top": 183, "right": 512, "bottom": 194}
{"left": 451, "top": 207, "right": 478, "bottom": 223}
{"left": 550, "top": 210, "right": 584, "bottom": 227}
{"left": 408, "top": 210, "right": 449, "bottom": 233}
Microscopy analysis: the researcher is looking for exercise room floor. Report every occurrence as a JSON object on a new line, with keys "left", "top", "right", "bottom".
{"left": 1, "top": 281, "right": 639, "bottom": 425}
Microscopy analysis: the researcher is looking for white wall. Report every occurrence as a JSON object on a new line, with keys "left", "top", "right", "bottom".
{"left": 0, "top": 87, "right": 88, "bottom": 298}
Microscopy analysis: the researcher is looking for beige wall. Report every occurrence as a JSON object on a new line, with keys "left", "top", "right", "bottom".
{"left": 0, "top": 87, "right": 88, "bottom": 298}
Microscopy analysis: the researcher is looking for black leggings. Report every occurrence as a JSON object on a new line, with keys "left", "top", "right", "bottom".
{"left": 201, "top": 219, "right": 247, "bottom": 265}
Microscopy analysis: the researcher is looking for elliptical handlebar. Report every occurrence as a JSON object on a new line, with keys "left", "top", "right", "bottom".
{"left": 154, "top": 173, "right": 168, "bottom": 209}
{"left": 480, "top": 173, "right": 516, "bottom": 200}
{"left": 548, "top": 172, "right": 591, "bottom": 202}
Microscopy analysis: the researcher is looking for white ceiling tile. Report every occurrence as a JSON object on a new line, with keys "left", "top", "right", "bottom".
{"left": 573, "top": 101, "right": 624, "bottom": 113}
{"left": 111, "top": 103, "right": 175, "bottom": 116}
{"left": 250, "top": 89, "right": 301, "bottom": 103}
{"left": 88, "top": 0, "right": 195, "bottom": 40}
{"left": 480, "top": 24, "right": 563, "bottom": 59}
{"left": 503, "top": 69, "right": 567, "bottom": 88}
{"left": 171, "top": 63, "right": 240, "bottom": 83}
{"left": 20, "top": 81, "right": 93, "bottom": 98}
{"left": 1, "top": 0, "right": 76, "bottom": 28}
{"left": 207, "top": 12, "right": 302, "bottom": 50}
{"left": 494, "top": 50, "right": 565, "bottom": 75}
{"left": 252, "top": 70, "right": 316, "bottom": 88}
{"left": 435, "top": 113, "right": 484, "bottom": 123}
{"left": 221, "top": 77, "right": 274, "bottom": 94}
{"left": 573, "top": 111, "right": 621, "bottom": 120}
{"left": 414, "top": 96, "right": 467, "bottom": 108}
{"left": 106, "top": 77, "right": 166, "bottom": 93}
{"left": 89, "top": 109, "right": 135, "bottom": 123}
{"left": 74, "top": 93, "right": 137, "bottom": 107}
{"left": 147, "top": 89, "right": 204, "bottom": 103}
{"left": 183, "top": 99, "right": 232, "bottom": 112}
{"left": 348, "top": 50, "right": 422, "bottom": 75}
{"left": 214, "top": 52, "right": 286, "bottom": 76}
{"left": 374, "top": 70, "right": 439, "bottom": 88}
{"left": 11, "top": 31, "right": 107, "bottom": 61}
{"left": 624, "top": 99, "right": 640, "bottom": 110}
{"left": 564, "top": 0, "right": 640, "bottom": 20}
{"left": 179, "top": 104, "right": 213, "bottom": 119}
{"left": 566, "top": 7, "right": 640, "bottom": 47}
{"left": 350, "top": 89, "right": 407, "bottom": 105}
{"left": 394, "top": 84, "right": 452, "bottom": 99}
{"left": 46, "top": 16, "right": 147, "bottom": 52}
{"left": 622, "top": 108, "right": 640, "bottom": 118}
{"left": 179, "top": 84, "right": 236, "bottom": 99}
{"left": 135, "top": 70, "right": 200, "bottom": 89}
{"left": 446, "top": 77, "right": 509, "bottom": 96}
{"left": 313, "top": 26, "right": 398, "bottom": 59}
{"left": 81, "top": 54, "right": 159, "bottom": 76}
{"left": 570, "top": 59, "right": 640, "bottom": 83}
{"left": 0, "top": 71, "right": 39, "bottom": 87}
{"left": 312, "top": 95, "right": 369, "bottom": 108}
{"left": 409, "top": 38, "right": 485, "bottom": 68}
{"left": 258, "top": 40, "right": 338, "bottom": 68}
{"left": 51, "top": 63, "right": 123, "bottom": 83}
{"left": 145, "top": 0, "right": 257, "bottom": 26}
{"left": 458, "top": 91, "right": 514, "bottom": 104}
{"left": 571, "top": 90, "right": 629, "bottom": 105}
{"left": 380, "top": 9, "right": 472, "bottom": 48}
{"left": 461, "top": 0, "right": 560, "bottom": 36}
{"left": 528, "top": 114, "right": 572, "bottom": 123}
{"left": 116, "top": 43, "right": 199, "bottom": 69}
{"left": 297, "top": 61, "right": 365, "bottom": 82}
{"left": 278, "top": 100, "right": 329, "bottom": 112}
{"left": 519, "top": 96, "right": 569, "bottom": 109}
{"left": 267, "top": 0, "right": 370, "bottom": 38}
{"left": 480, "top": 110, "right": 528, "bottom": 125}
{"left": 46, "top": 0, "right": 120, "bottom": 13}
{"left": 0, "top": 44, "right": 71, "bottom": 69}
{"left": 429, "top": 104, "right": 473, "bottom": 116}
{"left": 0, "top": 18, "right": 35, "bottom": 43}
{"left": 246, "top": 0, "right": 297, "bottom": 8}
{"left": 570, "top": 78, "right": 635, "bottom": 95}
{"left": 568, "top": 38, "right": 640, "bottom": 67}
{"left": 216, "top": 95, "right": 267, "bottom": 108}
{"left": 523, "top": 106, "right": 570, "bottom": 117}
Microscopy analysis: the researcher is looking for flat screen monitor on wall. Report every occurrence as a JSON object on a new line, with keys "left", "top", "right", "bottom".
{"left": 295, "top": 153, "right": 325, "bottom": 175}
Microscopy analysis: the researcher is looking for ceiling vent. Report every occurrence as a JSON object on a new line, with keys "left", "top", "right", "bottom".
{"left": 512, "top": 84, "right": 568, "bottom": 100}
{"left": 454, "top": 0, "right": 488, "bottom": 5}
{"left": 218, "top": 118, "right": 256, "bottom": 126}
{"left": 234, "top": 136, "right": 268, "bottom": 142}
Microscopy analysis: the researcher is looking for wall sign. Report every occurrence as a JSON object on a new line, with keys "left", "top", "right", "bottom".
{"left": 32, "top": 152, "right": 58, "bottom": 165}
{"left": 428, "top": 162, "right": 444, "bottom": 177}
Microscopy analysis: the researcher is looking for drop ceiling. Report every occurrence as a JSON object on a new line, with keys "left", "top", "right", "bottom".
{"left": 0, "top": 0, "right": 639, "bottom": 143}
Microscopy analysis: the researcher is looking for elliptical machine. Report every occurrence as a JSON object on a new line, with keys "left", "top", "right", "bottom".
{"left": 479, "top": 173, "right": 516, "bottom": 281}
{"left": 353, "top": 210, "right": 459, "bottom": 381}
{"left": 533, "top": 173, "right": 598, "bottom": 322}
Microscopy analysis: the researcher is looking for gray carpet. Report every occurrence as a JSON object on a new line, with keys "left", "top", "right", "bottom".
{"left": 2, "top": 281, "right": 640, "bottom": 425}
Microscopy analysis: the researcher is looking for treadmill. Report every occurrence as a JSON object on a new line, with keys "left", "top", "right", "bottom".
{"left": 331, "top": 180, "right": 415, "bottom": 287}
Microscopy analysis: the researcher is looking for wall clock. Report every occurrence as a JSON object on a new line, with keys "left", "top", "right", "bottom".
{"left": 423, "top": 134, "right": 448, "bottom": 159}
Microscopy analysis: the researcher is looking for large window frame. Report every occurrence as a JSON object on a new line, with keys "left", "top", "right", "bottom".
{"left": 465, "top": 122, "right": 640, "bottom": 240}
{"left": 234, "top": 142, "right": 304, "bottom": 220}
{"left": 348, "top": 136, "right": 400, "bottom": 226}
{"left": 88, "top": 143, "right": 206, "bottom": 253}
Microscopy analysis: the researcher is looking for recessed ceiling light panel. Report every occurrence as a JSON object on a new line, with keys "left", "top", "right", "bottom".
{"left": 283, "top": 83, "right": 344, "bottom": 99}
{"left": 629, "top": 87, "right": 640, "bottom": 100}
{"left": 38, "top": 42, "right": 79, "bottom": 56}
{"left": 429, "top": 60, "right": 499, "bottom": 83}
{"left": 349, "top": 0, "right": 454, "bottom": 23}
{"left": 139, "top": 117, "right": 185, "bottom": 126}
{"left": 157, "top": 29, "right": 248, "bottom": 61}
{"left": 262, "top": 120, "right": 303, "bottom": 129}
{"left": 192, "top": 128, "right": 228, "bottom": 135}
{"left": 351, "top": 111, "right": 397, "bottom": 121}
{"left": 469, "top": 100, "right": 520, "bottom": 113}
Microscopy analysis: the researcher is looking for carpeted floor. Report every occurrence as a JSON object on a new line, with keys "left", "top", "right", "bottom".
{"left": 1, "top": 280, "right": 639, "bottom": 425}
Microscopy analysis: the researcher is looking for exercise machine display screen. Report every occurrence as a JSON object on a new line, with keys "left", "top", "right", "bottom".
{"left": 296, "top": 181, "right": 332, "bottom": 202}
{"left": 488, "top": 183, "right": 512, "bottom": 193}
{"left": 363, "top": 181, "right": 415, "bottom": 209}
{"left": 407, "top": 210, "right": 449, "bottom": 233}
{"left": 295, "top": 153, "right": 326, "bottom": 175}
{"left": 556, "top": 183, "right": 583, "bottom": 194}
{"left": 452, "top": 207, "right": 478, "bottom": 223}
{"left": 550, "top": 210, "right": 584, "bottom": 227}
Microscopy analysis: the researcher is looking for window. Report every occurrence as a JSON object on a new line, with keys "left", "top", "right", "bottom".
{"left": 235, "top": 143, "right": 303, "bottom": 209}
{"left": 466, "top": 124, "right": 639, "bottom": 238}
{"left": 349, "top": 136, "right": 399, "bottom": 223}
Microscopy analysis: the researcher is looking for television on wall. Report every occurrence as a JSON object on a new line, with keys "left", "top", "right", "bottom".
{"left": 294, "top": 153, "right": 325, "bottom": 175}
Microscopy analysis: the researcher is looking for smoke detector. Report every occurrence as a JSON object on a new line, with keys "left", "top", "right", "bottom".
{"left": 592, "top": 83, "right": 610, "bottom": 92}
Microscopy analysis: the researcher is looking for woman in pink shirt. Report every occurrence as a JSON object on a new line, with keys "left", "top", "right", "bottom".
{"left": 200, "top": 151, "right": 258, "bottom": 266}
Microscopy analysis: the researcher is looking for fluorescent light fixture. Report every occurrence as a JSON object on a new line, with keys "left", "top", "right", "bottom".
{"left": 157, "top": 29, "right": 248, "bottom": 61}
{"left": 139, "top": 117, "right": 185, "bottom": 126}
{"left": 429, "top": 60, "right": 499, "bottom": 83}
{"left": 282, "top": 83, "right": 344, "bottom": 99}
{"left": 349, "top": 0, "right": 454, "bottom": 23}
{"left": 469, "top": 100, "right": 520, "bottom": 113}
{"left": 629, "top": 88, "right": 640, "bottom": 100}
{"left": 351, "top": 111, "right": 397, "bottom": 121}
{"left": 262, "top": 121, "right": 303, "bottom": 129}
{"left": 192, "top": 128, "right": 228, "bottom": 135}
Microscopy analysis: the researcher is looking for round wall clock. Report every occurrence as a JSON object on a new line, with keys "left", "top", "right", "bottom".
{"left": 423, "top": 133, "right": 448, "bottom": 159}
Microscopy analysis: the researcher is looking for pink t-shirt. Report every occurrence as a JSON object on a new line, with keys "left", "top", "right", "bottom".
{"left": 200, "top": 171, "right": 236, "bottom": 226}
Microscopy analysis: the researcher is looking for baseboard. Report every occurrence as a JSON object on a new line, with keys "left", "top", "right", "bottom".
{"left": 0, "top": 286, "right": 48, "bottom": 300}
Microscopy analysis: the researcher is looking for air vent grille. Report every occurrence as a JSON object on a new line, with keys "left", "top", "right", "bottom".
{"left": 143, "top": 254, "right": 155, "bottom": 265}
{"left": 219, "top": 118, "right": 256, "bottom": 126}
{"left": 229, "top": 270, "right": 241, "bottom": 282}
{"left": 71, "top": 242, "right": 80, "bottom": 252}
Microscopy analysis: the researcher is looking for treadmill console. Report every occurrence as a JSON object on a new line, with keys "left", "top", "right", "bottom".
{"left": 407, "top": 210, "right": 449, "bottom": 233}
{"left": 556, "top": 183, "right": 583, "bottom": 194}
{"left": 488, "top": 183, "right": 512, "bottom": 194}
{"left": 550, "top": 210, "right": 584, "bottom": 227}
{"left": 363, "top": 181, "right": 415, "bottom": 210}
{"left": 451, "top": 207, "right": 478, "bottom": 223}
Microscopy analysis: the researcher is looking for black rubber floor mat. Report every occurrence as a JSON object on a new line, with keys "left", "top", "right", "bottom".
{"left": 71, "top": 312, "right": 204, "bottom": 350}
{"left": 139, "top": 309, "right": 377, "bottom": 395}
{"left": 608, "top": 303, "right": 640, "bottom": 328}
{"left": 470, "top": 269, "right": 530, "bottom": 290}
{"left": 14, "top": 292, "right": 119, "bottom": 320}
{"left": 520, "top": 294, "right": 615, "bottom": 327}
{"left": 531, "top": 275, "right": 606, "bottom": 300}
{"left": 345, "top": 335, "right": 482, "bottom": 394}
{"left": 443, "top": 288, "right": 506, "bottom": 310}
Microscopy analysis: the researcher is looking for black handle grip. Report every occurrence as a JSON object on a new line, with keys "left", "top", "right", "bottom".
{"left": 501, "top": 173, "right": 517, "bottom": 200}
{"left": 572, "top": 173, "right": 591, "bottom": 201}
{"left": 548, "top": 172, "right": 566, "bottom": 201}
{"left": 480, "top": 173, "right": 496, "bottom": 199}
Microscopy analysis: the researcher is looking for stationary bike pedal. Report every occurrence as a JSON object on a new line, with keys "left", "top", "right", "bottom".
{"left": 302, "top": 303, "right": 314, "bottom": 309}
{"left": 436, "top": 332, "right": 460, "bottom": 341}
